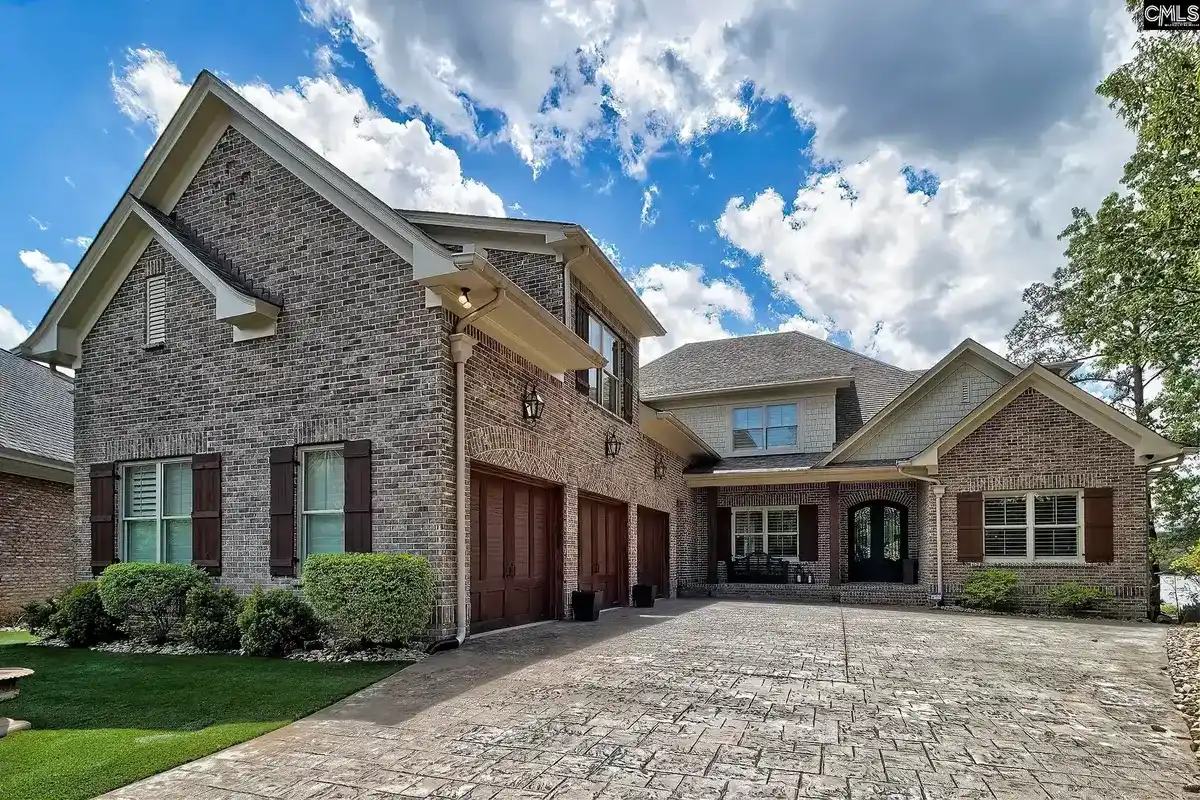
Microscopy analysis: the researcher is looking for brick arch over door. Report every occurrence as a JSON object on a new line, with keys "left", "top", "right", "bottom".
{"left": 839, "top": 482, "right": 919, "bottom": 583}
{"left": 576, "top": 460, "right": 628, "bottom": 502}
{"left": 467, "top": 426, "right": 570, "bottom": 485}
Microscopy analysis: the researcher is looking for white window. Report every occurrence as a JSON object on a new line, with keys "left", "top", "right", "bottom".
{"left": 732, "top": 403, "right": 798, "bottom": 451}
{"left": 121, "top": 459, "right": 191, "bottom": 563}
{"left": 732, "top": 507, "right": 800, "bottom": 559}
{"left": 586, "top": 312, "right": 624, "bottom": 416}
{"left": 145, "top": 274, "right": 166, "bottom": 346}
{"left": 300, "top": 445, "right": 345, "bottom": 558}
{"left": 984, "top": 491, "right": 1082, "bottom": 562}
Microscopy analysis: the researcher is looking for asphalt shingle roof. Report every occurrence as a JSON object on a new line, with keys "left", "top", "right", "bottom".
{"left": 0, "top": 348, "right": 73, "bottom": 463}
{"left": 641, "top": 332, "right": 920, "bottom": 435}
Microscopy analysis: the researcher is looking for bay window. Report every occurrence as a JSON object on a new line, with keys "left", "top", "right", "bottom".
{"left": 121, "top": 459, "right": 192, "bottom": 563}
{"left": 300, "top": 445, "right": 345, "bottom": 557}
{"left": 983, "top": 491, "right": 1082, "bottom": 561}
{"left": 732, "top": 507, "right": 800, "bottom": 559}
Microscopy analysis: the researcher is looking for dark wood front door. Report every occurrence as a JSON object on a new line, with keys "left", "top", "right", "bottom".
{"left": 470, "top": 470, "right": 558, "bottom": 633}
{"left": 637, "top": 507, "right": 670, "bottom": 598}
{"left": 848, "top": 501, "right": 908, "bottom": 582}
{"left": 578, "top": 496, "right": 628, "bottom": 607}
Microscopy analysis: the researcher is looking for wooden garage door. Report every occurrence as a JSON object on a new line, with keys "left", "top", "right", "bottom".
{"left": 578, "top": 496, "right": 628, "bottom": 608}
{"left": 637, "top": 507, "right": 670, "bottom": 598}
{"left": 471, "top": 470, "right": 558, "bottom": 634}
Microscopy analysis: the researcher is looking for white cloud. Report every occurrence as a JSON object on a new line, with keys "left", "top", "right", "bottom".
{"left": 64, "top": 236, "right": 93, "bottom": 249}
{"left": 595, "top": 238, "right": 623, "bottom": 270}
{"left": 28, "top": 216, "right": 48, "bottom": 231}
{"left": 64, "top": 176, "right": 75, "bottom": 188}
{"left": 631, "top": 263, "right": 753, "bottom": 362}
{"left": 640, "top": 184, "right": 660, "bottom": 227}
{"left": 775, "top": 315, "right": 830, "bottom": 340}
{"left": 0, "top": 307, "right": 30, "bottom": 350}
{"left": 111, "top": 48, "right": 505, "bottom": 216}
{"left": 19, "top": 249, "right": 72, "bottom": 292}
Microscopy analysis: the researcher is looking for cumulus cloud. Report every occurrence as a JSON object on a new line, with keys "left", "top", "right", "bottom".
{"left": 775, "top": 315, "right": 831, "bottom": 340}
{"left": 111, "top": 48, "right": 505, "bottom": 216}
{"left": 631, "top": 264, "right": 753, "bottom": 362}
{"left": 0, "top": 307, "right": 30, "bottom": 350}
{"left": 19, "top": 250, "right": 72, "bottom": 292}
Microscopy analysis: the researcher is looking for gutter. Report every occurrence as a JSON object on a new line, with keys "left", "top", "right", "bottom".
{"left": 897, "top": 463, "right": 945, "bottom": 602}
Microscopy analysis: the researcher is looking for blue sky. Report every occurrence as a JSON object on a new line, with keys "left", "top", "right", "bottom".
{"left": 0, "top": 0, "right": 1135, "bottom": 367}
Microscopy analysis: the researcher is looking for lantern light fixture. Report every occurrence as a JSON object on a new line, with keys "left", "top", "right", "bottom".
{"left": 522, "top": 383, "right": 545, "bottom": 423}
{"left": 458, "top": 288, "right": 472, "bottom": 310}
{"left": 653, "top": 452, "right": 667, "bottom": 480}
{"left": 604, "top": 428, "right": 622, "bottom": 459}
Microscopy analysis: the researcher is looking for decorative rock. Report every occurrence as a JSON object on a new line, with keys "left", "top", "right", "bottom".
{"left": 0, "top": 717, "right": 31, "bottom": 738}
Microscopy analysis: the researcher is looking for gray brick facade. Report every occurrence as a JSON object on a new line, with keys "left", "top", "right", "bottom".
{"left": 0, "top": 472, "right": 75, "bottom": 621}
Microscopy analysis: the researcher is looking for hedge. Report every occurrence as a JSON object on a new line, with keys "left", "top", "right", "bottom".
{"left": 181, "top": 584, "right": 243, "bottom": 651}
{"left": 237, "top": 588, "right": 318, "bottom": 657}
{"left": 302, "top": 553, "right": 435, "bottom": 646}
{"left": 97, "top": 563, "right": 210, "bottom": 643}
{"left": 962, "top": 568, "right": 1021, "bottom": 611}
{"left": 51, "top": 582, "right": 119, "bottom": 647}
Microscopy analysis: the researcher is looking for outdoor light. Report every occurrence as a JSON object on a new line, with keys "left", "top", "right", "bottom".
{"left": 458, "top": 288, "right": 472, "bottom": 310}
{"left": 522, "top": 383, "right": 545, "bottom": 423}
{"left": 653, "top": 452, "right": 667, "bottom": 480}
{"left": 604, "top": 428, "right": 622, "bottom": 459}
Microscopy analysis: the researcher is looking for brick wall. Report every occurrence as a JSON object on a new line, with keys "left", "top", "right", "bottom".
{"left": 488, "top": 249, "right": 564, "bottom": 322}
{"left": 74, "top": 127, "right": 453, "bottom": 603}
{"left": 0, "top": 472, "right": 75, "bottom": 620}
{"left": 936, "top": 387, "right": 1148, "bottom": 617}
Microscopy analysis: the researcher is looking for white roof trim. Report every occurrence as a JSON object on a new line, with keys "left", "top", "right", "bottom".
{"left": 0, "top": 447, "right": 73, "bottom": 484}
{"left": 909, "top": 364, "right": 1185, "bottom": 469}
{"left": 645, "top": 375, "right": 854, "bottom": 405}
{"left": 821, "top": 338, "right": 1019, "bottom": 466}
{"left": 686, "top": 464, "right": 905, "bottom": 488}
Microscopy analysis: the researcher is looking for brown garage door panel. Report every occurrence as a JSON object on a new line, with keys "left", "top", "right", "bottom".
{"left": 638, "top": 507, "right": 670, "bottom": 598}
{"left": 578, "top": 496, "right": 628, "bottom": 608}
{"left": 471, "top": 470, "right": 559, "bottom": 633}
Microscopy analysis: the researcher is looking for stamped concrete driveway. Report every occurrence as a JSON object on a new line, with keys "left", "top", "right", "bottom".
{"left": 109, "top": 600, "right": 1198, "bottom": 800}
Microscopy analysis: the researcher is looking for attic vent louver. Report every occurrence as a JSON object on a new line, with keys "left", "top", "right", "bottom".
{"left": 146, "top": 274, "right": 166, "bottom": 346}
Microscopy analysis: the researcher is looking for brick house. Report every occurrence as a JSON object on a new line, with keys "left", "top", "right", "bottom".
{"left": 0, "top": 348, "right": 74, "bottom": 620}
{"left": 16, "top": 72, "right": 1184, "bottom": 635}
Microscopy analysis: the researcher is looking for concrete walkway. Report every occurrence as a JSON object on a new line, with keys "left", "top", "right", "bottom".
{"left": 107, "top": 600, "right": 1198, "bottom": 799}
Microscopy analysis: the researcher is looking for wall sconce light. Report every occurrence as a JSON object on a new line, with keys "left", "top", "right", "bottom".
{"left": 653, "top": 452, "right": 667, "bottom": 480}
{"left": 522, "top": 383, "right": 545, "bottom": 423}
{"left": 458, "top": 288, "right": 472, "bottom": 310}
{"left": 604, "top": 428, "right": 622, "bottom": 459}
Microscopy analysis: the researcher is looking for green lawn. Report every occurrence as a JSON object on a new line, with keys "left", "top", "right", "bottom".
{"left": 0, "top": 641, "right": 404, "bottom": 800}
{"left": 0, "top": 630, "right": 38, "bottom": 645}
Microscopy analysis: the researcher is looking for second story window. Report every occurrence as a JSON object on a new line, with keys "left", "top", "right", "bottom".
{"left": 574, "top": 296, "right": 634, "bottom": 422}
{"left": 732, "top": 403, "right": 798, "bottom": 451}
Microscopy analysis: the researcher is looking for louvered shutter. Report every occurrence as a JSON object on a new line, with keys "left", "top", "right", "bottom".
{"left": 574, "top": 295, "right": 591, "bottom": 395}
{"left": 1083, "top": 487, "right": 1114, "bottom": 563}
{"left": 621, "top": 341, "right": 635, "bottom": 423}
{"left": 343, "top": 440, "right": 372, "bottom": 552}
{"left": 145, "top": 274, "right": 166, "bottom": 346}
{"left": 90, "top": 463, "right": 118, "bottom": 575}
{"left": 957, "top": 491, "right": 984, "bottom": 562}
{"left": 191, "top": 453, "right": 221, "bottom": 571}
{"left": 269, "top": 446, "right": 297, "bottom": 576}
{"left": 798, "top": 504, "right": 819, "bottom": 561}
{"left": 714, "top": 507, "right": 733, "bottom": 576}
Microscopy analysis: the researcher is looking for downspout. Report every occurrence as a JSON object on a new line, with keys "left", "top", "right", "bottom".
{"left": 446, "top": 289, "right": 506, "bottom": 646}
{"left": 897, "top": 464, "right": 945, "bottom": 601}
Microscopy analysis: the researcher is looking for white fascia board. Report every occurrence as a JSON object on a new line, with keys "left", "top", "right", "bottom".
{"left": 0, "top": 448, "right": 73, "bottom": 484}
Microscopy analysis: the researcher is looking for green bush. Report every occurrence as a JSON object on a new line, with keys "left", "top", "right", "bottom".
{"left": 50, "top": 582, "right": 119, "bottom": 647}
{"left": 181, "top": 585, "right": 243, "bottom": 651}
{"left": 1047, "top": 582, "right": 1112, "bottom": 614}
{"left": 97, "top": 563, "right": 210, "bottom": 643}
{"left": 19, "top": 597, "right": 58, "bottom": 634}
{"left": 237, "top": 588, "right": 318, "bottom": 657}
{"left": 1162, "top": 603, "right": 1180, "bottom": 617}
{"left": 302, "top": 553, "right": 435, "bottom": 646}
{"left": 962, "top": 568, "right": 1021, "bottom": 611}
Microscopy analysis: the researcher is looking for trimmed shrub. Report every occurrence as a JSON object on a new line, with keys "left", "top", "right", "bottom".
{"left": 97, "top": 563, "right": 210, "bottom": 643}
{"left": 51, "top": 582, "right": 119, "bottom": 647}
{"left": 181, "top": 585, "right": 243, "bottom": 651}
{"left": 19, "top": 597, "right": 59, "bottom": 634}
{"left": 302, "top": 553, "right": 435, "bottom": 646}
{"left": 962, "top": 568, "right": 1021, "bottom": 611}
{"left": 237, "top": 588, "right": 318, "bottom": 657}
{"left": 1047, "top": 582, "right": 1112, "bottom": 614}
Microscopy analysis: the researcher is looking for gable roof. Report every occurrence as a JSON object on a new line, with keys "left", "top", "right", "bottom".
{"left": 909, "top": 363, "right": 1187, "bottom": 469}
{"left": 821, "top": 338, "right": 1019, "bottom": 465}
{"left": 0, "top": 348, "right": 72, "bottom": 472}
{"left": 640, "top": 331, "right": 919, "bottom": 423}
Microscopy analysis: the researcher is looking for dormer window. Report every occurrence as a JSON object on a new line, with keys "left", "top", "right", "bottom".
{"left": 733, "top": 403, "right": 798, "bottom": 451}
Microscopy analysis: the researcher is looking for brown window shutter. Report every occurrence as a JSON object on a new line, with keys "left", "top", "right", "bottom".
{"left": 715, "top": 506, "right": 733, "bottom": 571}
{"left": 1084, "top": 487, "right": 1114, "bottom": 563}
{"left": 191, "top": 453, "right": 222, "bottom": 572}
{"left": 269, "top": 446, "right": 297, "bottom": 576}
{"left": 621, "top": 341, "right": 635, "bottom": 423}
{"left": 957, "top": 491, "right": 984, "bottom": 562}
{"left": 89, "top": 463, "right": 118, "bottom": 575}
{"left": 343, "top": 439, "right": 372, "bottom": 553}
{"left": 798, "top": 504, "right": 819, "bottom": 561}
{"left": 574, "top": 295, "right": 591, "bottom": 395}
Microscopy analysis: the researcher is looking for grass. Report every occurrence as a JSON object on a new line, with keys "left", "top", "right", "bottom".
{"left": 0, "top": 630, "right": 38, "bottom": 645}
{"left": 0, "top": 641, "right": 404, "bottom": 800}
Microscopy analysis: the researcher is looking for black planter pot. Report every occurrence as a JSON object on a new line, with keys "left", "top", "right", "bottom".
{"left": 572, "top": 589, "right": 603, "bottom": 621}
{"left": 902, "top": 558, "right": 919, "bottom": 585}
{"left": 632, "top": 584, "right": 656, "bottom": 608}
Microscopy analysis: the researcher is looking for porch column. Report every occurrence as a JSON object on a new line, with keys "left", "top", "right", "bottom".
{"left": 828, "top": 481, "right": 840, "bottom": 585}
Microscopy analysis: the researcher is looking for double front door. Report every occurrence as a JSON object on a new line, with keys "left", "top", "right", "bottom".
{"left": 578, "top": 495, "right": 628, "bottom": 607}
{"left": 470, "top": 469, "right": 558, "bottom": 633}
{"left": 849, "top": 501, "right": 908, "bottom": 582}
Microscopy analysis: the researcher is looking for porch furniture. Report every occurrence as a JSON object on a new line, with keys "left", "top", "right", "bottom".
{"left": 0, "top": 667, "right": 34, "bottom": 738}
{"left": 728, "top": 552, "right": 801, "bottom": 584}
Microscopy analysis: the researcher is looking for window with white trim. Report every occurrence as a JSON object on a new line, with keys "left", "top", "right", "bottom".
{"left": 586, "top": 314, "right": 624, "bottom": 416}
{"left": 732, "top": 403, "right": 798, "bottom": 451}
{"left": 300, "top": 445, "right": 345, "bottom": 558}
{"left": 121, "top": 459, "right": 191, "bottom": 563}
{"left": 984, "top": 491, "right": 1082, "bottom": 561}
{"left": 732, "top": 507, "right": 800, "bottom": 558}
